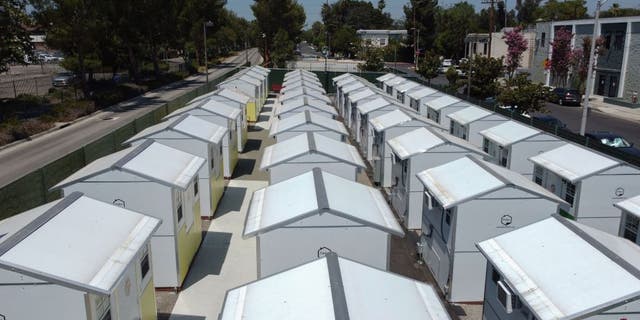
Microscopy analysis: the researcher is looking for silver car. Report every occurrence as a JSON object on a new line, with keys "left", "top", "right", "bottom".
{"left": 52, "top": 72, "right": 77, "bottom": 87}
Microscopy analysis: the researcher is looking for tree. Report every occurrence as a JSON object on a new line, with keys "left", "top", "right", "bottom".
{"left": 403, "top": 0, "right": 438, "bottom": 55}
{"left": 600, "top": 3, "right": 640, "bottom": 18}
{"left": 252, "top": 0, "right": 305, "bottom": 66}
{"left": 503, "top": 26, "right": 528, "bottom": 79}
{"left": 358, "top": 47, "right": 385, "bottom": 72}
{"left": 271, "top": 29, "right": 294, "bottom": 68}
{"left": 536, "top": 0, "right": 588, "bottom": 21}
{"left": 549, "top": 28, "right": 573, "bottom": 87}
{"left": 445, "top": 67, "right": 461, "bottom": 91}
{"left": 434, "top": 2, "right": 479, "bottom": 59}
{"left": 417, "top": 51, "right": 440, "bottom": 85}
{"left": 570, "top": 36, "right": 606, "bottom": 92}
{"left": 515, "top": 0, "right": 541, "bottom": 25}
{"left": 467, "top": 56, "right": 504, "bottom": 98}
{"left": 498, "top": 73, "right": 550, "bottom": 114}
{"left": 0, "top": 0, "right": 33, "bottom": 73}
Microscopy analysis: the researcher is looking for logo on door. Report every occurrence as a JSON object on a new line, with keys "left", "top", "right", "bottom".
{"left": 615, "top": 187, "right": 625, "bottom": 198}
{"left": 317, "top": 247, "right": 333, "bottom": 258}
{"left": 500, "top": 215, "right": 513, "bottom": 227}
{"left": 113, "top": 199, "right": 126, "bottom": 208}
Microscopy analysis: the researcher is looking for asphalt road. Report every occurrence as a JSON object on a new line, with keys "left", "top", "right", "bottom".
{"left": 0, "top": 48, "right": 262, "bottom": 188}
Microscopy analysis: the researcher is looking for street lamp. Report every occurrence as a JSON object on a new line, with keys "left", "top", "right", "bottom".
{"left": 203, "top": 20, "right": 214, "bottom": 83}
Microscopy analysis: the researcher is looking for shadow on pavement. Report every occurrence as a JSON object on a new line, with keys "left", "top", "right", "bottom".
{"left": 242, "top": 139, "right": 262, "bottom": 152}
{"left": 214, "top": 186, "right": 247, "bottom": 219}
{"left": 256, "top": 114, "right": 270, "bottom": 123}
{"left": 180, "top": 231, "right": 233, "bottom": 291}
{"left": 158, "top": 314, "right": 206, "bottom": 320}
{"left": 231, "top": 158, "right": 256, "bottom": 179}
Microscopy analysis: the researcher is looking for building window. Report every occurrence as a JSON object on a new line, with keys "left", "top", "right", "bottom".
{"left": 140, "top": 253, "right": 150, "bottom": 280}
{"left": 483, "top": 138, "right": 490, "bottom": 153}
{"left": 605, "top": 34, "right": 611, "bottom": 49}
{"left": 176, "top": 190, "right": 183, "bottom": 222}
{"left": 492, "top": 267, "right": 500, "bottom": 283}
{"left": 401, "top": 160, "right": 408, "bottom": 186}
{"left": 386, "top": 86, "right": 393, "bottom": 95}
{"left": 562, "top": 179, "right": 576, "bottom": 206}
{"left": 623, "top": 213, "right": 639, "bottom": 242}
{"left": 483, "top": 43, "right": 488, "bottom": 55}
{"left": 450, "top": 122, "right": 455, "bottom": 134}
{"left": 444, "top": 209, "right": 452, "bottom": 225}
{"left": 177, "top": 205, "right": 183, "bottom": 221}
{"left": 541, "top": 32, "right": 546, "bottom": 47}
{"left": 379, "top": 38, "right": 387, "bottom": 46}
{"left": 614, "top": 32, "right": 624, "bottom": 50}
{"left": 534, "top": 165, "right": 544, "bottom": 185}
{"left": 500, "top": 147, "right": 509, "bottom": 167}
{"left": 194, "top": 179, "right": 199, "bottom": 196}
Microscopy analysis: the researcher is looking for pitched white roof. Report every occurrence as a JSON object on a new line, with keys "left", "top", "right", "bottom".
{"left": 0, "top": 193, "right": 160, "bottom": 295}
{"left": 342, "top": 81, "right": 366, "bottom": 94}
{"left": 376, "top": 73, "right": 396, "bottom": 82}
{"left": 213, "top": 87, "right": 253, "bottom": 104}
{"left": 164, "top": 98, "right": 241, "bottom": 120}
{"left": 447, "top": 106, "right": 494, "bottom": 125}
{"left": 54, "top": 140, "right": 205, "bottom": 190}
{"left": 249, "top": 65, "right": 270, "bottom": 75}
{"left": 356, "top": 96, "right": 394, "bottom": 114}
{"left": 615, "top": 195, "right": 640, "bottom": 218}
{"left": 529, "top": 144, "right": 620, "bottom": 183}
{"left": 284, "top": 74, "right": 321, "bottom": 85}
{"left": 281, "top": 87, "right": 331, "bottom": 104}
{"left": 477, "top": 216, "right": 640, "bottom": 320}
{"left": 269, "top": 110, "right": 348, "bottom": 137}
{"left": 276, "top": 97, "right": 338, "bottom": 117}
{"left": 382, "top": 76, "right": 406, "bottom": 86}
{"left": 407, "top": 86, "right": 438, "bottom": 100}
{"left": 426, "top": 95, "right": 464, "bottom": 111}
{"left": 395, "top": 81, "right": 421, "bottom": 93}
{"left": 417, "top": 156, "right": 564, "bottom": 208}
{"left": 332, "top": 73, "right": 354, "bottom": 82}
{"left": 282, "top": 81, "right": 326, "bottom": 94}
{"left": 220, "top": 253, "right": 450, "bottom": 320}
{"left": 260, "top": 133, "right": 365, "bottom": 170}
{"left": 221, "top": 74, "right": 261, "bottom": 87}
{"left": 479, "top": 120, "right": 542, "bottom": 146}
{"left": 125, "top": 114, "right": 227, "bottom": 145}
{"left": 285, "top": 69, "right": 317, "bottom": 80}
{"left": 244, "top": 168, "right": 403, "bottom": 237}
{"left": 369, "top": 109, "right": 413, "bottom": 132}
{"left": 388, "top": 127, "right": 483, "bottom": 160}
{"left": 336, "top": 76, "right": 359, "bottom": 89}
{"left": 349, "top": 87, "right": 378, "bottom": 103}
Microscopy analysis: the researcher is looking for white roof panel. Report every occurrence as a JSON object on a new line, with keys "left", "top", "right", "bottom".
{"left": 333, "top": 73, "right": 354, "bottom": 82}
{"left": 426, "top": 95, "right": 463, "bottom": 111}
{"left": 220, "top": 254, "right": 449, "bottom": 320}
{"left": 529, "top": 144, "right": 620, "bottom": 182}
{"left": 214, "top": 87, "right": 253, "bottom": 104}
{"left": 387, "top": 128, "right": 445, "bottom": 160}
{"left": 479, "top": 121, "right": 541, "bottom": 146}
{"left": 477, "top": 217, "right": 640, "bottom": 320}
{"left": 125, "top": 115, "right": 227, "bottom": 145}
{"left": 276, "top": 97, "right": 337, "bottom": 117}
{"left": 336, "top": 76, "right": 359, "bottom": 89}
{"left": 281, "top": 87, "right": 330, "bottom": 104}
{"left": 244, "top": 169, "right": 401, "bottom": 237}
{"left": 382, "top": 76, "right": 406, "bottom": 86}
{"left": 269, "top": 111, "right": 347, "bottom": 137}
{"left": 447, "top": 106, "right": 494, "bottom": 125}
{"left": 369, "top": 109, "right": 413, "bottom": 132}
{"left": 395, "top": 81, "right": 420, "bottom": 93}
{"left": 349, "top": 87, "right": 378, "bottom": 103}
{"left": 356, "top": 96, "right": 394, "bottom": 114}
{"left": 282, "top": 81, "right": 326, "bottom": 94}
{"left": 221, "top": 75, "right": 261, "bottom": 87}
{"left": 376, "top": 73, "right": 396, "bottom": 82}
{"left": 417, "top": 157, "right": 505, "bottom": 208}
{"left": 615, "top": 195, "right": 640, "bottom": 218}
{"left": 0, "top": 194, "right": 160, "bottom": 294}
{"left": 407, "top": 86, "right": 438, "bottom": 100}
{"left": 342, "top": 81, "right": 366, "bottom": 94}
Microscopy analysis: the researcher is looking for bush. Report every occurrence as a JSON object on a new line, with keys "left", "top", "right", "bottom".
{"left": 9, "top": 119, "right": 54, "bottom": 140}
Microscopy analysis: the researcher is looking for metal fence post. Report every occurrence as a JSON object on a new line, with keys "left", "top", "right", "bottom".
{"left": 12, "top": 80, "right": 17, "bottom": 98}
{"left": 34, "top": 78, "right": 38, "bottom": 96}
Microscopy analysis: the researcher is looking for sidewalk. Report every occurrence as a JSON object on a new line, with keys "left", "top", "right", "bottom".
{"left": 589, "top": 95, "right": 640, "bottom": 123}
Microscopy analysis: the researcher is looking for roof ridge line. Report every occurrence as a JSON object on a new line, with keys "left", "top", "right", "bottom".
{"left": 114, "top": 139, "right": 153, "bottom": 169}
{"left": 325, "top": 253, "right": 350, "bottom": 320}
{"left": 312, "top": 168, "right": 329, "bottom": 211}
{"left": 307, "top": 132, "right": 317, "bottom": 153}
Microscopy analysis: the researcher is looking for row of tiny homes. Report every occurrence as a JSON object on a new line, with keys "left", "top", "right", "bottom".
{"left": 218, "top": 66, "right": 270, "bottom": 121}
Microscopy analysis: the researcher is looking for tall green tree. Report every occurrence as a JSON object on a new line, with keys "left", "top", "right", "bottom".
{"left": 417, "top": 51, "right": 440, "bottom": 85}
{"left": 467, "top": 56, "right": 504, "bottom": 99}
{"left": 358, "top": 47, "right": 385, "bottom": 71}
{"left": 498, "top": 73, "right": 549, "bottom": 114}
{"left": 536, "top": 0, "right": 588, "bottom": 21}
{"left": 600, "top": 3, "right": 640, "bottom": 18}
{"left": 435, "top": 2, "right": 479, "bottom": 59}
{"left": 252, "top": 0, "right": 305, "bottom": 66}
{"left": 515, "top": 0, "right": 541, "bottom": 25}
{"left": 0, "top": 0, "right": 33, "bottom": 73}
{"left": 403, "top": 0, "right": 438, "bottom": 55}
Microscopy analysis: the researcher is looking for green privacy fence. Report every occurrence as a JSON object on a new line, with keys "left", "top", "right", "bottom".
{"left": 0, "top": 69, "right": 239, "bottom": 219}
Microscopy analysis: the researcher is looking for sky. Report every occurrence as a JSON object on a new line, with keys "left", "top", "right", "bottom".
{"left": 226, "top": 0, "right": 640, "bottom": 28}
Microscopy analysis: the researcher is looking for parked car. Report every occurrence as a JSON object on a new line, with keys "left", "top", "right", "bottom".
{"left": 549, "top": 87, "right": 581, "bottom": 106}
{"left": 438, "top": 59, "right": 453, "bottom": 73}
{"left": 586, "top": 131, "right": 640, "bottom": 157}
{"left": 52, "top": 72, "right": 77, "bottom": 87}
{"left": 533, "top": 115, "right": 567, "bottom": 128}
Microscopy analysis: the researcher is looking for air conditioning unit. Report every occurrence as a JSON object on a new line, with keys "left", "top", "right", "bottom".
{"left": 497, "top": 280, "right": 517, "bottom": 314}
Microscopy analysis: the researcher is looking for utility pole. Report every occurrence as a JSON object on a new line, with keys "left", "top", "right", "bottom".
{"left": 203, "top": 21, "right": 214, "bottom": 83}
{"left": 413, "top": 2, "right": 418, "bottom": 71}
{"left": 580, "top": 0, "right": 605, "bottom": 136}
{"left": 482, "top": 0, "right": 497, "bottom": 58}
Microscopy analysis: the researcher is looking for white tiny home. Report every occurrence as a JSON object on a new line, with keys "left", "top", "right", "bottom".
{"left": 376, "top": 72, "right": 396, "bottom": 89}
{"left": 425, "top": 95, "right": 472, "bottom": 129}
{"left": 616, "top": 195, "right": 640, "bottom": 245}
{"left": 388, "top": 127, "right": 486, "bottom": 230}
{"left": 345, "top": 87, "right": 380, "bottom": 129}
{"left": 218, "top": 74, "right": 263, "bottom": 121}
{"left": 394, "top": 80, "right": 420, "bottom": 104}
{"left": 124, "top": 114, "right": 227, "bottom": 218}
{"left": 281, "top": 80, "right": 325, "bottom": 95}
{"left": 164, "top": 99, "right": 240, "bottom": 178}
{"left": 480, "top": 120, "right": 565, "bottom": 177}
{"left": 276, "top": 96, "right": 338, "bottom": 119}
{"left": 339, "top": 80, "right": 367, "bottom": 118}
{"left": 353, "top": 95, "right": 398, "bottom": 144}
{"left": 52, "top": 141, "right": 205, "bottom": 289}
{"left": 280, "top": 86, "right": 331, "bottom": 105}
{"left": 407, "top": 86, "right": 443, "bottom": 114}
{"left": 209, "top": 88, "right": 252, "bottom": 152}
{"left": 284, "top": 69, "right": 317, "bottom": 81}
{"left": 529, "top": 143, "right": 640, "bottom": 235}
{"left": 260, "top": 132, "right": 365, "bottom": 184}
{"left": 477, "top": 216, "right": 640, "bottom": 320}
{"left": 283, "top": 74, "right": 321, "bottom": 87}
{"left": 368, "top": 110, "right": 445, "bottom": 187}
{"left": 0, "top": 192, "right": 160, "bottom": 320}
{"left": 447, "top": 106, "right": 509, "bottom": 148}
{"left": 335, "top": 75, "right": 360, "bottom": 115}
{"left": 269, "top": 110, "right": 348, "bottom": 142}
{"left": 243, "top": 67, "right": 269, "bottom": 101}
{"left": 219, "top": 253, "right": 451, "bottom": 320}
{"left": 418, "top": 156, "right": 565, "bottom": 303}
{"left": 381, "top": 75, "right": 406, "bottom": 96}
{"left": 243, "top": 168, "right": 404, "bottom": 277}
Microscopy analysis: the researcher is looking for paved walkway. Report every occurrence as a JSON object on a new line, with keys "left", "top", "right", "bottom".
{"left": 590, "top": 96, "right": 640, "bottom": 122}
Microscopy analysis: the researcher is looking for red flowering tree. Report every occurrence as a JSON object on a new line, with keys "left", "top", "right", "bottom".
{"left": 570, "top": 36, "right": 606, "bottom": 92}
{"left": 503, "top": 27, "right": 528, "bottom": 80}
{"left": 549, "top": 28, "right": 573, "bottom": 87}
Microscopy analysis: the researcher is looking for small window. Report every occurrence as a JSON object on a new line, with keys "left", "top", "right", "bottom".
{"left": 177, "top": 205, "right": 183, "bottom": 221}
{"left": 483, "top": 43, "right": 488, "bottom": 55}
{"left": 431, "top": 196, "right": 441, "bottom": 209}
{"left": 614, "top": 32, "right": 624, "bottom": 50}
{"left": 483, "top": 138, "right": 490, "bottom": 153}
{"left": 140, "top": 253, "right": 150, "bottom": 279}
{"left": 541, "top": 32, "right": 546, "bottom": 47}
{"left": 444, "top": 209, "right": 452, "bottom": 225}
{"left": 450, "top": 122, "right": 455, "bottom": 134}
{"left": 492, "top": 268, "right": 500, "bottom": 283}
{"left": 401, "top": 160, "right": 408, "bottom": 185}
{"left": 623, "top": 213, "right": 639, "bottom": 242}
{"left": 194, "top": 179, "right": 199, "bottom": 196}
{"left": 534, "top": 166, "right": 544, "bottom": 185}
{"left": 497, "top": 280, "right": 517, "bottom": 314}
{"left": 605, "top": 34, "right": 611, "bottom": 49}
{"left": 562, "top": 179, "right": 576, "bottom": 206}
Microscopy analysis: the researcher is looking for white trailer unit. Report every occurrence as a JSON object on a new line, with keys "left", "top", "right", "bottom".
{"left": 243, "top": 67, "right": 269, "bottom": 102}
{"left": 164, "top": 99, "right": 241, "bottom": 178}
{"left": 388, "top": 127, "right": 486, "bottom": 229}
{"left": 477, "top": 216, "right": 640, "bottom": 320}
{"left": 280, "top": 86, "right": 331, "bottom": 105}
{"left": 124, "top": 114, "right": 227, "bottom": 218}
{"left": 281, "top": 80, "right": 325, "bottom": 95}
{"left": 53, "top": 141, "right": 205, "bottom": 289}
{"left": 270, "top": 110, "right": 348, "bottom": 142}
{"left": 276, "top": 96, "right": 338, "bottom": 119}
{"left": 244, "top": 168, "right": 404, "bottom": 277}
{"left": 335, "top": 75, "right": 361, "bottom": 116}
{"left": 480, "top": 121, "right": 565, "bottom": 177}
{"left": 284, "top": 69, "right": 318, "bottom": 81}
{"left": 219, "top": 253, "right": 451, "bottom": 320}
{"left": 418, "top": 156, "right": 565, "bottom": 303}
{"left": 368, "top": 110, "right": 445, "bottom": 187}
{"left": 204, "top": 88, "right": 251, "bottom": 152}
{"left": 394, "top": 80, "right": 421, "bottom": 105}
{"left": 260, "top": 132, "right": 365, "bottom": 184}
{"left": 407, "top": 86, "right": 443, "bottom": 114}
{"left": 339, "top": 81, "right": 367, "bottom": 120}
{"left": 529, "top": 143, "right": 640, "bottom": 235}
{"left": 0, "top": 193, "right": 160, "bottom": 320}
{"left": 425, "top": 95, "right": 471, "bottom": 130}
{"left": 218, "top": 75, "right": 263, "bottom": 120}
{"left": 447, "top": 106, "right": 508, "bottom": 148}
{"left": 346, "top": 87, "right": 380, "bottom": 129}
{"left": 381, "top": 75, "right": 406, "bottom": 96}
{"left": 376, "top": 72, "right": 396, "bottom": 89}
{"left": 283, "top": 74, "right": 321, "bottom": 87}
{"left": 353, "top": 95, "right": 398, "bottom": 145}
{"left": 615, "top": 195, "right": 640, "bottom": 245}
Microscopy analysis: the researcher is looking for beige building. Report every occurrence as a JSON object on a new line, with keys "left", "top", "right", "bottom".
{"left": 464, "top": 28, "right": 536, "bottom": 70}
